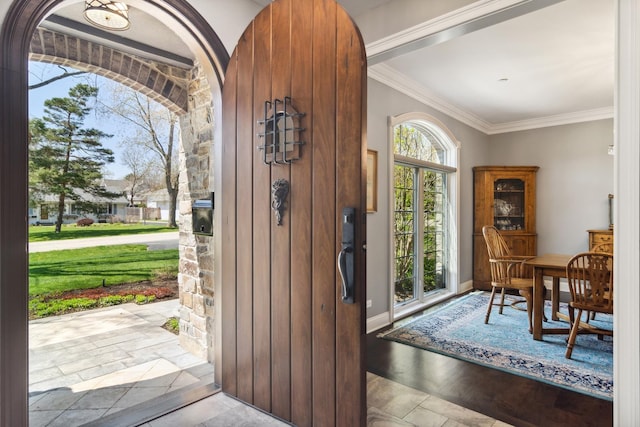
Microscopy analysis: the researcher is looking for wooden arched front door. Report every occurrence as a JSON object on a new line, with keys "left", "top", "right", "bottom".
{"left": 221, "top": 0, "right": 367, "bottom": 425}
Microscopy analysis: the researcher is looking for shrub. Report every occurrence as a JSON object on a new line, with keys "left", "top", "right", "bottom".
{"left": 133, "top": 294, "right": 156, "bottom": 304}
{"left": 99, "top": 295, "right": 134, "bottom": 306}
{"left": 29, "top": 297, "right": 97, "bottom": 317}
{"left": 163, "top": 317, "right": 179, "bottom": 335}
{"left": 76, "top": 218, "right": 94, "bottom": 227}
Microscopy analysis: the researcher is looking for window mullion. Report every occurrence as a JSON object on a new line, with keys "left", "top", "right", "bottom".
{"left": 415, "top": 167, "right": 425, "bottom": 302}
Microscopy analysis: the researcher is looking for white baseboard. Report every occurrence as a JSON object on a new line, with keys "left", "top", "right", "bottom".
{"left": 459, "top": 279, "right": 473, "bottom": 294}
{"left": 366, "top": 281, "right": 474, "bottom": 334}
{"left": 544, "top": 278, "right": 569, "bottom": 293}
{"left": 366, "top": 311, "right": 391, "bottom": 334}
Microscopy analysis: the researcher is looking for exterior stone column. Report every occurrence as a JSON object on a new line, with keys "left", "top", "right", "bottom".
{"left": 177, "top": 63, "right": 216, "bottom": 363}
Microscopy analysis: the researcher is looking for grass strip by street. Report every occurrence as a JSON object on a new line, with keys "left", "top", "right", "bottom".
{"left": 29, "top": 244, "right": 178, "bottom": 318}
{"left": 29, "top": 223, "right": 176, "bottom": 242}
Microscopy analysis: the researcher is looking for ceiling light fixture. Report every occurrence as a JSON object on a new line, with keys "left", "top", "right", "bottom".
{"left": 84, "top": 0, "right": 130, "bottom": 31}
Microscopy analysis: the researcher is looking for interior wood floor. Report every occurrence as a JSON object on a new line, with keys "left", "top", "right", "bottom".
{"left": 367, "top": 326, "right": 613, "bottom": 427}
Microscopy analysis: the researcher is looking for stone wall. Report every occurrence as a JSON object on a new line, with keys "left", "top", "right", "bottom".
{"left": 177, "top": 63, "right": 216, "bottom": 362}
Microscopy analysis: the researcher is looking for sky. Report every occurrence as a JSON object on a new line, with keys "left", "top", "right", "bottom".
{"left": 29, "top": 61, "right": 131, "bottom": 179}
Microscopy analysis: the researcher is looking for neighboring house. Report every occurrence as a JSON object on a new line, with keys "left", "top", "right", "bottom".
{"left": 104, "top": 178, "right": 147, "bottom": 206}
{"left": 28, "top": 180, "right": 130, "bottom": 225}
{"left": 144, "top": 188, "right": 179, "bottom": 222}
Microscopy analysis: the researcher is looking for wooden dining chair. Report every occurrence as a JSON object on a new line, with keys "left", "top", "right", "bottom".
{"left": 591, "top": 242, "right": 613, "bottom": 254}
{"left": 482, "top": 225, "right": 534, "bottom": 332}
{"left": 587, "top": 243, "right": 613, "bottom": 321}
{"left": 565, "top": 252, "right": 613, "bottom": 359}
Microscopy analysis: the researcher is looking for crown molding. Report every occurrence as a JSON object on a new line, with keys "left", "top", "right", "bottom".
{"left": 368, "top": 63, "right": 492, "bottom": 133}
{"left": 487, "top": 107, "right": 614, "bottom": 134}
{"left": 369, "top": 64, "right": 614, "bottom": 135}
{"left": 363, "top": 0, "right": 611, "bottom": 135}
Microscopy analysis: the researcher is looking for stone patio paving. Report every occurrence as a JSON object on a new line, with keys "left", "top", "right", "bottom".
{"left": 29, "top": 299, "right": 215, "bottom": 426}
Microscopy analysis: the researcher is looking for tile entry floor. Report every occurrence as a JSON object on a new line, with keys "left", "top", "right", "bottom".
{"left": 29, "top": 299, "right": 511, "bottom": 426}
{"left": 143, "top": 373, "right": 513, "bottom": 427}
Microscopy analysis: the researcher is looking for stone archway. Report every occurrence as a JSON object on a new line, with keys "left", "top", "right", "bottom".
{"left": 0, "top": 1, "right": 228, "bottom": 423}
{"left": 30, "top": 27, "right": 190, "bottom": 113}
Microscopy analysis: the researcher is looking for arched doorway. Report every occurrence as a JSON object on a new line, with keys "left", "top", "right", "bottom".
{"left": 0, "top": 0, "right": 228, "bottom": 423}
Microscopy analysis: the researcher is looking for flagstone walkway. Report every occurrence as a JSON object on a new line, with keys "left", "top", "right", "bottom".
{"left": 29, "top": 299, "right": 214, "bottom": 426}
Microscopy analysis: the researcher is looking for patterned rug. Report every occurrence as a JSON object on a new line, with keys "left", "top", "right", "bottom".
{"left": 378, "top": 291, "right": 613, "bottom": 400}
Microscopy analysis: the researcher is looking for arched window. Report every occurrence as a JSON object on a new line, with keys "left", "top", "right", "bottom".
{"left": 390, "top": 113, "right": 459, "bottom": 318}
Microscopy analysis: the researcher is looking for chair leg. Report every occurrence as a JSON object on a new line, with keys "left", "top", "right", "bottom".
{"left": 485, "top": 287, "right": 498, "bottom": 324}
{"left": 521, "top": 288, "right": 533, "bottom": 334}
{"left": 498, "top": 287, "right": 506, "bottom": 315}
{"left": 565, "top": 309, "right": 583, "bottom": 359}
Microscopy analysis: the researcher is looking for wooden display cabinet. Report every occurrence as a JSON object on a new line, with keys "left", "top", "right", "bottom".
{"left": 473, "top": 166, "right": 539, "bottom": 290}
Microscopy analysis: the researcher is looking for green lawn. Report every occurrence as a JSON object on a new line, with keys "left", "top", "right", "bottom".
{"left": 29, "top": 223, "right": 176, "bottom": 242}
{"left": 29, "top": 244, "right": 178, "bottom": 296}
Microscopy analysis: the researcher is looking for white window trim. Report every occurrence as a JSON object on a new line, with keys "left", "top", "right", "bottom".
{"left": 387, "top": 112, "right": 461, "bottom": 321}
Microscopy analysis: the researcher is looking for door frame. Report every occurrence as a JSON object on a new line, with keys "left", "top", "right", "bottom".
{"left": 0, "top": 0, "right": 228, "bottom": 423}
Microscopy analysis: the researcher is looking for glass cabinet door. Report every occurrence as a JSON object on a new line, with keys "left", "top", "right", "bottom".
{"left": 493, "top": 178, "right": 525, "bottom": 231}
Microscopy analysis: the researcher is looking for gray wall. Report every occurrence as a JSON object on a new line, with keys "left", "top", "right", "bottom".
{"left": 488, "top": 119, "right": 614, "bottom": 255}
{"left": 366, "top": 78, "right": 490, "bottom": 318}
{"left": 365, "top": 78, "right": 614, "bottom": 320}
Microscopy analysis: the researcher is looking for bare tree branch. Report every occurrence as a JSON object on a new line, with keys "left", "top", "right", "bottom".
{"left": 102, "top": 84, "right": 180, "bottom": 227}
{"left": 29, "top": 70, "right": 87, "bottom": 90}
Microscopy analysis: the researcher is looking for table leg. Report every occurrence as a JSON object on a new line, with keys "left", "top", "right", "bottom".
{"left": 552, "top": 277, "right": 560, "bottom": 321}
{"left": 533, "top": 268, "right": 544, "bottom": 340}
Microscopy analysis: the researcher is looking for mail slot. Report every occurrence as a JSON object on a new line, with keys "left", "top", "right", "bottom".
{"left": 192, "top": 193, "right": 214, "bottom": 236}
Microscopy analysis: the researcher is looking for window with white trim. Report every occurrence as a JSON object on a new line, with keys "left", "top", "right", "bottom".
{"left": 391, "top": 115, "right": 458, "bottom": 316}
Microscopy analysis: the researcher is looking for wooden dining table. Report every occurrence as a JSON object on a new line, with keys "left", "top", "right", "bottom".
{"left": 524, "top": 253, "right": 573, "bottom": 340}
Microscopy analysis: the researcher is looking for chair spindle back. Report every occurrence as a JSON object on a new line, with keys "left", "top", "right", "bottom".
{"left": 566, "top": 252, "right": 613, "bottom": 313}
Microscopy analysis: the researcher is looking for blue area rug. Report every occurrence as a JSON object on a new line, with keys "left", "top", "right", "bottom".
{"left": 379, "top": 292, "right": 613, "bottom": 400}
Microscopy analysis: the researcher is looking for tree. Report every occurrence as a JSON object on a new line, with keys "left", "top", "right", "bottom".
{"left": 101, "top": 86, "right": 180, "bottom": 227}
{"left": 29, "top": 83, "right": 117, "bottom": 232}
{"left": 121, "top": 145, "right": 154, "bottom": 206}
{"left": 392, "top": 125, "right": 446, "bottom": 301}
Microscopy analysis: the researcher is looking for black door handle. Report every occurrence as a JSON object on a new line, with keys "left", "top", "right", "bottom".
{"left": 339, "top": 207, "right": 355, "bottom": 304}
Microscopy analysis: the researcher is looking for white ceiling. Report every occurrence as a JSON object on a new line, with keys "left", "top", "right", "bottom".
{"left": 46, "top": 0, "right": 615, "bottom": 135}
{"left": 370, "top": 0, "right": 615, "bottom": 133}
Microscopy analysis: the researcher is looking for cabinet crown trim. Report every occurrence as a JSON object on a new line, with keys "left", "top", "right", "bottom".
{"left": 473, "top": 166, "right": 540, "bottom": 172}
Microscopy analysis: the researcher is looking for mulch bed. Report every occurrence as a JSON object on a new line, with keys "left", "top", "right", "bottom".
{"left": 29, "top": 279, "right": 179, "bottom": 319}
{"left": 55, "top": 279, "right": 178, "bottom": 300}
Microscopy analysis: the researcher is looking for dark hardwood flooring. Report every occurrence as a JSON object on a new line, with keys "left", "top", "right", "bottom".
{"left": 367, "top": 324, "right": 613, "bottom": 427}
